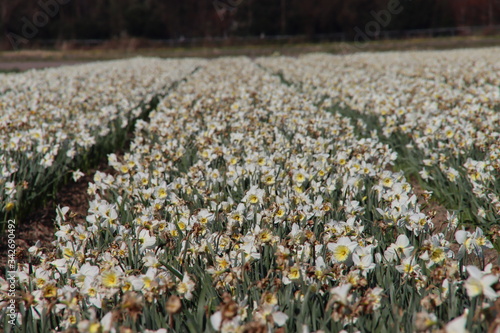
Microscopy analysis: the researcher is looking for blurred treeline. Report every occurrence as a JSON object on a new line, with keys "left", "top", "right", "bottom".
{"left": 1, "top": 0, "right": 499, "bottom": 41}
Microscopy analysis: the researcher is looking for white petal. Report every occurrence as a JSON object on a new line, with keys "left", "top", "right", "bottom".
{"left": 445, "top": 310, "right": 468, "bottom": 333}
{"left": 101, "top": 312, "right": 114, "bottom": 333}
{"left": 272, "top": 311, "right": 289, "bottom": 326}
{"left": 352, "top": 253, "right": 361, "bottom": 265}
{"left": 455, "top": 230, "right": 468, "bottom": 244}
{"left": 483, "top": 286, "right": 498, "bottom": 300}
{"left": 210, "top": 311, "right": 222, "bottom": 330}
{"left": 481, "top": 274, "right": 498, "bottom": 287}
{"left": 466, "top": 265, "right": 483, "bottom": 279}
{"left": 396, "top": 234, "right": 410, "bottom": 247}
{"left": 465, "top": 278, "right": 482, "bottom": 297}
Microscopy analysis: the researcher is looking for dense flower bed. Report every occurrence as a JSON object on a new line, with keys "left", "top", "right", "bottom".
{"left": 258, "top": 48, "right": 500, "bottom": 230}
{"left": 1, "top": 52, "right": 499, "bottom": 332}
{"left": 0, "top": 58, "right": 205, "bottom": 218}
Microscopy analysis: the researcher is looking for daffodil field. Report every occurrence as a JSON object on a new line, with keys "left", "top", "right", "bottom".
{"left": 1, "top": 49, "right": 500, "bottom": 333}
{"left": 0, "top": 58, "right": 204, "bottom": 222}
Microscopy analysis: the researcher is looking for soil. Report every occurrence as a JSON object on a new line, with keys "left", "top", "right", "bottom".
{"left": 2, "top": 35, "right": 500, "bottom": 66}
{"left": 410, "top": 177, "right": 499, "bottom": 266}
{"left": 0, "top": 61, "right": 86, "bottom": 71}
{"left": 0, "top": 161, "right": 115, "bottom": 276}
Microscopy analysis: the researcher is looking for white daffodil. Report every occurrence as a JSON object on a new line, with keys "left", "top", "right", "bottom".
{"left": 353, "top": 253, "right": 376, "bottom": 275}
{"left": 137, "top": 228, "right": 156, "bottom": 253}
{"left": 464, "top": 265, "right": 498, "bottom": 300}
{"left": 253, "top": 304, "right": 289, "bottom": 327}
{"left": 384, "top": 234, "right": 414, "bottom": 262}
{"left": 455, "top": 227, "right": 493, "bottom": 259}
{"left": 242, "top": 185, "right": 265, "bottom": 206}
{"left": 395, "top": 256, "right": 420, "bottom": 277}
{"left": 330, "top": 283, "right": 352, "bottom": 305}
{"left": 327, "top": 237, "right": 358, "bottom": 264}
{"left": 72, "top": 263, "right": 99, "bottom": 288}
{"left": 72, "top": 169, "right": 85, "bottom": 182}
{"left": 177, "top": 274, "right": 196, "bottom": 300}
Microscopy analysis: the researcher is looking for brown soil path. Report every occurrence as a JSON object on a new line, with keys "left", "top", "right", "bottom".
{"left": 0, "top": 61, "right": 86, "bottom": 71}
{"left": 0, "top": 162, "right": 114, "bottom": 276}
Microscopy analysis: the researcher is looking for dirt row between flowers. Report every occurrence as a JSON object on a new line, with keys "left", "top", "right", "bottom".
{"left": 0, "top": 61, "right": 87, "bottom": 72}
{"left": 0, "top": 161, "right": 111, "bottom": 271}
{"left": 0, "top": 93, "right": 160, "bottom": 274}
